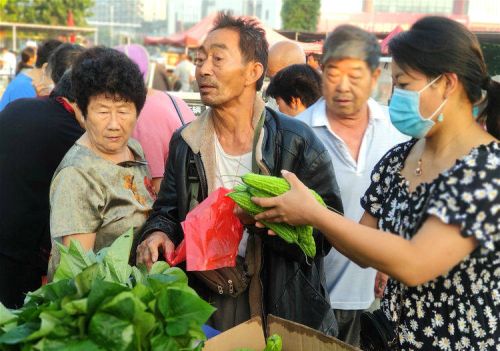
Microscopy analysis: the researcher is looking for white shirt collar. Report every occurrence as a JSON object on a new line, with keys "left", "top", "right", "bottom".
{"left": 310, "top": 97, "right": 388, "bottom": 128}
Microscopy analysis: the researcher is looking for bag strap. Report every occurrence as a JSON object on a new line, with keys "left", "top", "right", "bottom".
{"left": 165, "top": 92, "right": 192, "bottom": 204}
{"left": 251, "top": 110, "right": 266, "bottom": 173}
{"left": 164, "top": 91, "right": 186, "bottom": 126}
{"left": 148, "top": 62, "right": 156, "bottom": 89}
{"left": 187, "top": 152, "right": 200, "bottom": 210}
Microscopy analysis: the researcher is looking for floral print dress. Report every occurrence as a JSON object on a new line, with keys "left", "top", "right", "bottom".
{"left": 361, "top": 140, "right": 500, "bottom": 350}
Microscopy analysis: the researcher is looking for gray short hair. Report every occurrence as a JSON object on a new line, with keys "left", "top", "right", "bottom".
{"left": 322, "top": 25, "right": 380, "bottom": 71}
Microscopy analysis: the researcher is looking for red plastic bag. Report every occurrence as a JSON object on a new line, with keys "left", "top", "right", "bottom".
{"left": 165, "top": 239, "right": 186, "bottom": 267}
{"left": 181, "top": 187, "right": 243, "bottom": 271}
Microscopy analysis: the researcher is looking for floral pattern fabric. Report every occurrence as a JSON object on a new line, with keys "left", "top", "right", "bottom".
{"left": 361, "top": 140, "right": 500, "bottom": 350}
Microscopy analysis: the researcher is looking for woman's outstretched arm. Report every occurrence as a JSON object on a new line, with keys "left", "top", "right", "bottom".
{"left": 253, "top": 170, "right": 477, "bottom": 286}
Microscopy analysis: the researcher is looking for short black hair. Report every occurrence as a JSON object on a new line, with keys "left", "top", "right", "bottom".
{"left": 71, "top": 46, "right": 147, "bottom": 117}
{"left": 322, "top": 25, "right": 380, "bottom": 71}
{"left": 50, "top": 70, "right": 75, "bottom": 101}
{"left": 48, "top": 43, "right": 84, "bottom": 84}
{"left": 35, "top": 39, "right": 63, "bottom": 68}
{"left": 267, "top": 64, "right": 322, "bottom": 108}
{"left": 211, "top": 12, "right": 268, "bottom": 91}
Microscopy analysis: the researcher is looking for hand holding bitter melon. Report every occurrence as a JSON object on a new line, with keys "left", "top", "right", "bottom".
{"left": 226, "top": 172, "right": 327, "bottom": 258}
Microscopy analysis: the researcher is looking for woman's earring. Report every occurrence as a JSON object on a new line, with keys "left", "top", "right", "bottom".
{"left": 437, "top": 114, "right": 444, "bottom": 122}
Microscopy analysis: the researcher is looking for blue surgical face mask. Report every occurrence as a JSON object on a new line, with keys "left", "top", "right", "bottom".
{"left": 389, "top": 75, "right": 447, "bottom": 138}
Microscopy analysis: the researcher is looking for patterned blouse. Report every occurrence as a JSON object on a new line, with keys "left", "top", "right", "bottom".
{"left": 48, "top": 139, "right": 155, "bottom": 279}
{"left": 361, "top": 139, "right": 499, "bottom": 350}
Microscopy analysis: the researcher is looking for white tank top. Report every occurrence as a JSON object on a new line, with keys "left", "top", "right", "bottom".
{"left": 214, "top": 134, "right": 253, "bottom": 257}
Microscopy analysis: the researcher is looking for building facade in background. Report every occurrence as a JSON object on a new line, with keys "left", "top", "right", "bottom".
{"left": 319, "top": 0, "right": 500, "bottom": 33}
{"left": 165, "top": 0, "right": 281, "bottom": 35}
{"left": 318, "top": 0, "right": 500, "bottom": 77}
{"left": 88, "top": 0, "right": 143, "bottom": 46}
{"left": 88, "top": 0, "right": 282, "bottom": 46}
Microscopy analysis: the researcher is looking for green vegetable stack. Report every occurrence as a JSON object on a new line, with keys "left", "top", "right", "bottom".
{"left": 263, "top": 334, "right": 282, "bottom": 351}
{"left": 234, "top": 333, "right": 282, "bottom": 351}
{"left": 0, "top": 228, "right": 215, "bottom": 351}
{"left": 227, "top": 173, "right": 326, "bottom": 258}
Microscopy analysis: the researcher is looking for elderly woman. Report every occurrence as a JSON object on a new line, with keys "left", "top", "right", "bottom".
{"left": 48, "top": 47, "right": 153, "bottom": 277}
{"left": 253, "top": 17, "right": 499, "bottom": 350}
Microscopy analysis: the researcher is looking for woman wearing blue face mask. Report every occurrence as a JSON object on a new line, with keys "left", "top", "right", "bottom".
{"left": 249, "top": 16, "right": 500, "bottom": 350}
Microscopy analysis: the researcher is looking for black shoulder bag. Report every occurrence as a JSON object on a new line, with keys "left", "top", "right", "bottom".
{"left": 360, "top": 290, "right": 403, "bottom": 351}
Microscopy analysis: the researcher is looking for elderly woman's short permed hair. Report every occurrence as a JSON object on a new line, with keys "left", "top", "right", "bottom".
{"left": 71, "top": 46, "right": 147, "bottom": 117}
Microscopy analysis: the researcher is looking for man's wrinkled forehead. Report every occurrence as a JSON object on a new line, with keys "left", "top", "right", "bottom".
{"left": 200, "top": 28, "right": 239, "bottom": 52}
{"left": 198, "top": 42, "right": 229, "bottom": 55}
{"left": 322, "top": 40, "right": 370, "bottom": 65}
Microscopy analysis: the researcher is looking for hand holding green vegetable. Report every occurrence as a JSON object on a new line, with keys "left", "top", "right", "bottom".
{"left": 252, "top": 170, "right": 324, "bottom": 227}
{"left": 227, "top": 171, "right": 324, "bottom": 258}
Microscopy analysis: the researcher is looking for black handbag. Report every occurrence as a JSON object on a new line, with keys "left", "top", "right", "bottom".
{"left": 360, "top": 308, "right": 398, "bottom": 351}
{"left": 191, "top": 256, "right": 250, "bottom": 298}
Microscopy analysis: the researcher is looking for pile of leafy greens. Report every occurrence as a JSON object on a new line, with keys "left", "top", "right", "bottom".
{"left": 0, "top": 228, "right": 215, "bottom": 351}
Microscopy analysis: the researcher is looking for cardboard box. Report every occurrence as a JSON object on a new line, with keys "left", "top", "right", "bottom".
{"left": 204, "top": 315, "right": 361, "bottom": 351}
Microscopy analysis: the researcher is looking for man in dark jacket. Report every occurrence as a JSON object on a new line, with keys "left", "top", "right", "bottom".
{"left": 0, "top": 44, "right": 84, "bottom": 308}
{"left": 135, "top": 12, "right": 343, "bottom": 335}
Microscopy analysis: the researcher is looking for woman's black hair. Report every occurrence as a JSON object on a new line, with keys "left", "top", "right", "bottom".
{"left": 50, "top": 70, "right": 75, "bottom": 102}
{"left": 389, "top": 16, "right": 499, "bottom": 138}
{"left": 35, "top": 39, "right": 63, "bottom": 68}
{"left": 71, "top": 46, "right": 147, "bottom": 118}
{"left": 266, "top": 64, "right": 322, "bottom": 108}
{"left": 15, "top": 47, "right": 36, "bottom": 75}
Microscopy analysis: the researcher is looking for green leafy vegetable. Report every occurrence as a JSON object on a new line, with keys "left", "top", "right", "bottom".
{"left": 53, "top": 240, "right": 96, "bottom": 282}
{"left": 0, "top": 304, "right": 16, "bottom": 326}
{"left": 232, "top": 334, "right": 282, "bottom": 351}
{"left": 264, "top": 334, "right": 282, "bottom": 351}
{"left": 0, "top": 228, "right": 216, "bottom": 351}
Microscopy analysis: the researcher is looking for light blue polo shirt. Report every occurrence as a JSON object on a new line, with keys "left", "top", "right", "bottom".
{"left": 297, "top": 97, "right": 409, "bottom": 310}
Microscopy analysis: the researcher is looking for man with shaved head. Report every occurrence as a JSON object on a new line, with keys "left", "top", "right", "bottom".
{"left": 266, "top": 40, "right": 306, "bottom": 78}
{"left": 265, "top": 41, "right": 306, "bottom": 111}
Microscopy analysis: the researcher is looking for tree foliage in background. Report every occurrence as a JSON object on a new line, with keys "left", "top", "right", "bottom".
{"left": 481, "top": 42, "right": 500, "bottom": 76}
{"left": 0, "top": 0, "right": 94, "bottom": 26}
{"left": 281, "top": 0, "right": 321, "bottom": 32}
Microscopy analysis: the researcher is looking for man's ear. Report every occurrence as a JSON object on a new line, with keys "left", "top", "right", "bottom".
{"left": 370, "top": 67, "right": 382, "bottom": 90}
{"left": 245, "top": 61, "right": 264, "bottom": 87}
{"left": 292, "top": 96, "right": 306, "bottom": 112}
